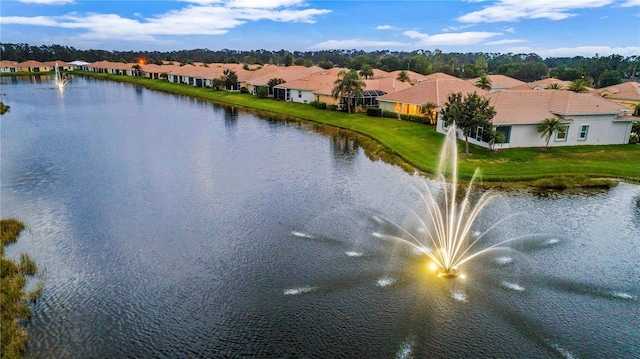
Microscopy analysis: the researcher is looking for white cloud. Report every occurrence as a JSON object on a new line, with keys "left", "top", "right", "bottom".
{"left": 376, "top": 25, "right": 395, "bottom": 30}
{"left": 621, "top": 0, "right": 640, "bottom": 6}
{"left": 0, "top": 2, "right": 331, "bottom": 42}
{"left": 485, "top": 38, "right": 528, "bottom": 45}
{"left": 503, "top": 26, "right": 516, "bottom": 33}
{"left": 308, "top": 39, "right": 410, "bottom": 50}
{"left": 457, "top": 0, "right": 615, "bottom": 23}
{"left": 403, "top": 30, "right": 502, "bottom": 46}
{"left": 442, "top": 24, "right": 475, "bottom": 32}
{"left": 19, "top": 0, "right": 74, "bottom": 4}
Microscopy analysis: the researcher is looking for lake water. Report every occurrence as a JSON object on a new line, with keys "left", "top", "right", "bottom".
{"left": 2, "top": 76, "right": 639, "bottom": 358}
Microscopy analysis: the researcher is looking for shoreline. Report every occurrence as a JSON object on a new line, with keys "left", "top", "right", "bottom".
{"left": 7, "top": 71, "right": 639, "bottom": 188}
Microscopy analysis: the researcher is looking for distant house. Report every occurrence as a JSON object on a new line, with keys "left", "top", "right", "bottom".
{"left": 250, "top": 66, "right": 325, "bottom": 98}
{"left": 273, "top": 68, "right": 343, "bottom": 104}
{"left": 436, "top": 90, "right": 634, "bottom": 148}
{"left": 17, "top": 60, "right": 49, "bottom": 72}
{"left": 42, "top": 61, "right": 72, "bottom": 71}
{"left": 0, "top": 60, "right": 18, "bottom": 73}
{"left": 598, "top": 82, "right": 640, "bottom": 114}
{"left": 378, "top": 72, "right": 487, "bottom": 117}
{"left": 467, "top": 74, "right": 525, "bottom": 92}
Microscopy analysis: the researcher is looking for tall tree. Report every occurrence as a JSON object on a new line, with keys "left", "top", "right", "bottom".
{"left": 568, "top": 78, "right": 589, "bottom": 92}
{"left": 440, "top": 92, "right": 496, "bottom": 154}
{"left": 422, "top": 101, "right": 437, "bottom": 125}
{"left": 474, "top": 75, "right": 492, "bottom": 90}
{"left": 597, "top": 69, "right": 622, "bottom": 88}
{"left": 221, "top": 68, "right": 238, "bottom": 90}
{"left": 537, "top": 117, "right": 564, "bottom": 148}
{"left": 332, "top": 69, "right": 365, "bottom": 113}
{"left": 396, "top": 70, "right": 410, "bottom": 83}
{"left": 359, "top": 65, "right": 374, "bottom": 79}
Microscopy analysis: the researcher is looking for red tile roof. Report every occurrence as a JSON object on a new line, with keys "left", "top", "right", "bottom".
{"left": 599, "top": 81, "right": 640, "bottom": 101}
{"left": 488, "top": 90, "right": 628, "bottom": 125}
{"left": 378, "top": 75, "right": 487, "bottom": 107}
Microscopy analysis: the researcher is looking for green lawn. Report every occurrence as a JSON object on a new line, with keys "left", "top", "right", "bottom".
{"left": 70, "top": 72, "right": 640, "bottom": 185}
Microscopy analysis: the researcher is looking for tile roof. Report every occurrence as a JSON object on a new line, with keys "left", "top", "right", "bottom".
{"left": 487, "top": 90, "right": 628, "bottom": 125}
{"left": 599, "top": 81, "right": 640, "bottom": 101}
{"left": 275, "top": 68, "right": 343, "bottom": 91}
{"left": 378, "top": 76, "right": 487, "bottom": 107}
{"left": 17, "top": 60, "right": 45, "bottom": 67}
{"left": 0, "top": 60, "right": 18, "bottom": 67}
{"left": 509, "top": 78, "right": 572, "bottom": 91}
{"left": 467, "top": 74, "right": 525, "bottom": 89}
{"left": 41, "top": 60, "right": 70, "bottom": 67}
{"left": 246, "top": 65, "right": 327, "bottom": 86}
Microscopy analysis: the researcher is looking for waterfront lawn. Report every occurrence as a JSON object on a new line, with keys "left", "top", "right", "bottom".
{"left": 74, "top": 72, "right": 640, "bottom": 184}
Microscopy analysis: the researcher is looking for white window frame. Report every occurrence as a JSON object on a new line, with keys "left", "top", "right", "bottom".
{"left": 578, "top": 124, "right": 589, "bottom": 141}
{"left": 555, "top": 125, "right": 569, "bottom": 142}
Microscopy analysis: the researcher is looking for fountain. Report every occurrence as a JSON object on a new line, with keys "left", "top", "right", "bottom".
{"left": 373, "top": 126, "right": 520, "bottom": 278}
{"left": 54, "top": 62, "right": 69, "bottom": 89}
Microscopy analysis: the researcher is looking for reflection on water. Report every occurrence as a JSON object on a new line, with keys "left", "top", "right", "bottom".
{"left": 1, "top": 76, "right": 638, "bottom": 358}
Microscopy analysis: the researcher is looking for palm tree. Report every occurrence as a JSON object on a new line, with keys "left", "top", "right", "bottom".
{"left": 546, "top": 83, "right": 563, "bottom": 90}
{"left": 396, "top": 70, "right": 410, "bottom": 83}
{"left": 359, "top": 65, "right": 374, "bottom": 80}
{"left": 568, "top": 78, "right": 589, "bottom": 93}
{"left": 537, "top": 117, "right": 563, "bottom": 148}
{"left": 474, "top": 75, "right": 492, "bottom": 90}
{"left": 332, "top": 70, "right": 365, "bottom": 113}
{"left": 422, "top": 101, "right": 437, "bottom": 124}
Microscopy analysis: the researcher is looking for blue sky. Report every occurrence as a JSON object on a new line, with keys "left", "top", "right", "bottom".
{"left": 1, "top": 0, "right": 639, "bottom": 58}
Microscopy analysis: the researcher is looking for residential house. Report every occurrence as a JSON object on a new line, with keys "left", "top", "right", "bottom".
{"left": 251, "top": 66, "right": 324, "bottom": 99}
{"left": 273, "top": 68, "right": 343, "bottom": 104}
{"left": 378, "top": 73, "right": 488, "bottom": 118}
{"left": 17, "top": 60, "right": 49, "bottom": 72}
{"left": 436, "top": 90, "right": 634, "bottom": 148}
{"left": 0, "top": 60, "right": 18, "bottom": 73}
{"left": 598, "top": 81, "right": 640, "bottom": 114}
{"left": 42, "top": 61, "right": 72, "bottom": 71}
{"left": 467, "top": 74, "right": 525, "bottom": 92}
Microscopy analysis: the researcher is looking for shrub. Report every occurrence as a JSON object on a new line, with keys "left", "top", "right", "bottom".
{"left": 381, "top": 110, "right": 399, "bottom": 119}
{"left": 310, "top": 100, "right": 327, "bottom": 109}
{"left": 328, "top": 105, "right": 339, "bottom": 111}
{"left": 256, "top": 86, "right": 268, "bottom": 98}
{"left": 399, "top": 114, "right": 429, "bottom": 123}
{"left": 629, "top": 132, "right": 639, "bottom": 144}
{"left": 366, "top": 107, "right": 382, "bottom": 117}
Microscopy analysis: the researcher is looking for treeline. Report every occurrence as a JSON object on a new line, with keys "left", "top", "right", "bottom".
{"left": 1, "top": 43, "right": 638, "bottom": 87}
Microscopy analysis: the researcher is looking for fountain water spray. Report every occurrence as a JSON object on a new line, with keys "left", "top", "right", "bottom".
{"left": 378, "top": 126, "right": 519, "bottom": 278}
{"left": 55, "top": 62, "right": 69, "bottom": 89}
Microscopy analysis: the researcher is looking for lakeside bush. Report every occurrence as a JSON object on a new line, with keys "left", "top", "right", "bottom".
{"left": 1, "top": 218, "right": 43, "bottom": 359}
{"left": 381, "top": 110, "right": 398, "bottom": 119}
{"left": 366, "top": 107, "right": 381, "bottom": 117}
{"left": 309, "top": 100, "right": 326, "bottom": 110}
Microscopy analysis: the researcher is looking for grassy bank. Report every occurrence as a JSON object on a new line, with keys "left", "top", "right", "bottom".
{"left": 70, "top": 72, "right": 640, "bottom": 185}
{"left": 1, "top": 218, "right": 42, "bottom": 359}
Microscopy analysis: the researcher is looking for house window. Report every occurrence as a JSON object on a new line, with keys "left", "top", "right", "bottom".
{"left": 475, "top": 126, "right": 484, "bottom": 141}
{"left": 579, "top": 125, "right": 589, "bottom": 141}
{"left": 496, "top": 126, "right": 511, "bottom": 143}
{"left": 555, "top": 125, "right": 569, "bottom": 141}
